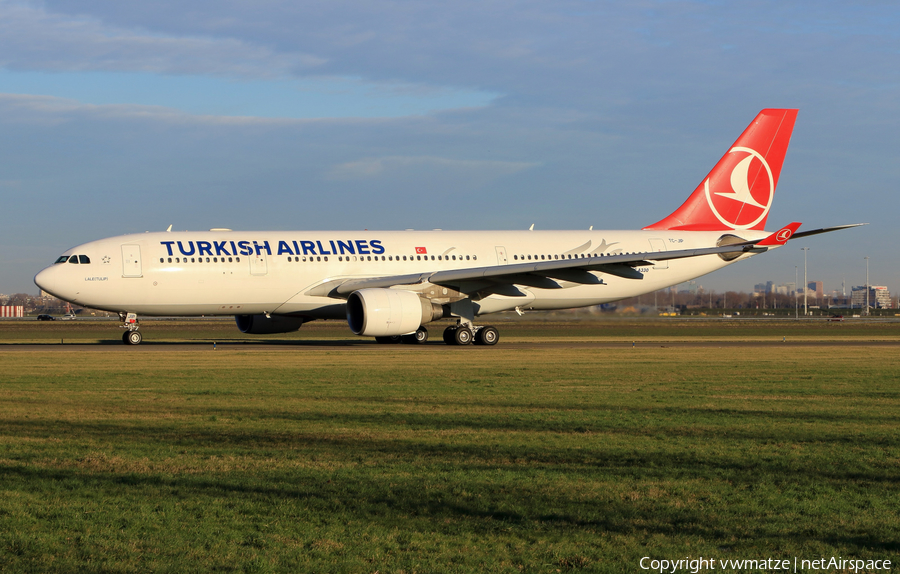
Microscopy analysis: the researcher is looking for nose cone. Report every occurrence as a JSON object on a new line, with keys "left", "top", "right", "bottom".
{"left": 35, "top": 265, "right": 68, "bottom": 301}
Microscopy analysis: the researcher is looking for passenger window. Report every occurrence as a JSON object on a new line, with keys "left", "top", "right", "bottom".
{"left": 159, "top": 258, "right": 164, "bottom": 263}
{"left": 473, "top": 255, "right": 477, "bottom": 260}
{"left": 79, "top": 255, "right": 90, "bottom": 264}
{"left": 192, "top": 258, "right": 196, "bottom": 263}
{"left": 236, "top": 257, "right": 240, "bottom": 262}
{"left": 168, "top": 258, "right": 172, "bottom": 263}
{"left": 324, "top": 256, "right": 328, "bottom": 262}
{"left": 206, "top": 257, "right": 210, "bottom": 262}
{"left": 228, "top": 257, "right": 233, "bottom": 262}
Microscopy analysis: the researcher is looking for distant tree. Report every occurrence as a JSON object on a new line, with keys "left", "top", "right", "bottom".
{"left": 7, "top": 293, "right": 30, "bottom": 307}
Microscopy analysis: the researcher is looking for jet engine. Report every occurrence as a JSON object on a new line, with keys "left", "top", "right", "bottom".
{"left": 347, "top": 288, "right": 444, "bottom": 337}
{"left": 235, "top": 314, "right": 307, "bottom": 334}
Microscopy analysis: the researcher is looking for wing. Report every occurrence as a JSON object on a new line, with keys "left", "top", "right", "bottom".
{"left": 303, "top": 243, "right": 763, "bottom": 299}
{"left": 305, "top": 222, "right": 866, "bottom": 299}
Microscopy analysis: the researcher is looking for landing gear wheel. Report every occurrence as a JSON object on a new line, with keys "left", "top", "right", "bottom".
{"left": 443, "top": 326, "right": 457, "bottom": 345}
{"left": 402, "top": 327, "right": 429, "bottom": 344}
{"left": 123, "top": 330, "right": 142, "bottom": 345}
{"left": 375, "top": 335, "right": 402, "bottom": 344}
{"left": 474, "top": 326, "right": 499, "bottom": 346}
{"left": 453, "top": 326, "right": 473, "bottom": 346}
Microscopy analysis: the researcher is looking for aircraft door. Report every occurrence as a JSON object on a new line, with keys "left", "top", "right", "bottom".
{"left": 121, "top": 244, "right": 142, "bottom": 277}
{"left": 250, "top": 252, "right": 268, "bottom": 276}
{"left": 495, "top": 246, "right": 508, "bottom": 265}
{"left": 648, "top": 238, "right": 668, "bottom": 269}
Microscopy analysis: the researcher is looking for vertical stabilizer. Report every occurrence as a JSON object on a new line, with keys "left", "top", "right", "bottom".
{"left": 644, "top": 109, "right": 798, "bottom": 231}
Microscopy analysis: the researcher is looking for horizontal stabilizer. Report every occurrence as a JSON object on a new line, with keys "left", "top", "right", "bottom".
{"left": 790, "top": 223, "right": 867, "bottom": 240}
{"left": 755, "top": 222, "right": 802, "bottom": 246}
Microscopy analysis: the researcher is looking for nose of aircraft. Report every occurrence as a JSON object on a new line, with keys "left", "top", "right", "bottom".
{"left": 34, "top": 265, "right": 67, "bottom": 301}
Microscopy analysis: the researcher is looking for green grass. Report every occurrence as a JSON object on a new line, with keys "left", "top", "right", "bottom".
{"left": 0, "top": 322, "right": 899, "bottom": 572}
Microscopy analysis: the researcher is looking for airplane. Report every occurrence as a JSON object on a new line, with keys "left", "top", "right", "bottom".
{"left": 34, "top": 109, "right": 862, "bottom": 346}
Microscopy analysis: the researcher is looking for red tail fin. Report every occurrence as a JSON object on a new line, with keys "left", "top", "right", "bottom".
{"left": 644, "top": 109, "right": 798, "bottom": 232}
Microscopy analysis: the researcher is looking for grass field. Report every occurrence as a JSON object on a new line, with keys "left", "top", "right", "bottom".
{"left": 1, "top": 319, "right": 898, "bottom": 572}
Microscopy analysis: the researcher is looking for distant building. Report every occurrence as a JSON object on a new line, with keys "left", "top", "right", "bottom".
{"left": 851, "top": 286, "right": 892, "bottom": 309}
{"left": 808, "top": 281, "right": 823, "bottom": 298}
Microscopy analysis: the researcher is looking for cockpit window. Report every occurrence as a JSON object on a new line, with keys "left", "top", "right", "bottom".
{"left": 78, "top": 255, "right": 90, "bottom": 264}
{"left": 68, "top": 255, "right": 79, "bottom": 264}
{"left": 55, "top": 256, "right": 69, "bottom": 264}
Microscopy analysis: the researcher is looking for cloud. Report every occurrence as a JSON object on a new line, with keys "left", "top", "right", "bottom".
{"left": 0, "top": 0, "right": 324, "bottom": 77}
{"left": 326, "top": 155, "right": 539, "bottom": 181}
{"left": 0, "top": 92, "right": 427, "bottom": 127}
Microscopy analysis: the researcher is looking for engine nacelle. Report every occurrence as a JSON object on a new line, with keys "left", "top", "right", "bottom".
{"left": 235, "top": 314, "right": 307, "bottom": 334}
{"left": 346, "top": 289, "right": 443, "bottom": 337}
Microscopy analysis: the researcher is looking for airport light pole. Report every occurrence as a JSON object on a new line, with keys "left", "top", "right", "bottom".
{"left": 795, "top": 265, "right": 798, "bottom": 319}
{"left": 801, "top": 247, "right": 809, "bottom": 316}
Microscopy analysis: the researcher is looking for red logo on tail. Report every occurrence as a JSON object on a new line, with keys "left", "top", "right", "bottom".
{"left": 704, "top": 146, "right": 774, "bottom": 230}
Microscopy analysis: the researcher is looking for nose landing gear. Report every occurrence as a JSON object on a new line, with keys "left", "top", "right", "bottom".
{"left": 119, "top": 312, "right": 142, "bottom": 345}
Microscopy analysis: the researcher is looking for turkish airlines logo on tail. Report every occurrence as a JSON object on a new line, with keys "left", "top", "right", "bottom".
{"left": 704, "top": 146, "right": 775, "bottom": 230}
{"left": 776, "top": 228, "right": 792, "bottom": 242}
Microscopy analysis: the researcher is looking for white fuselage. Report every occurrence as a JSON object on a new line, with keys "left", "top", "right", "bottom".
{"left": 34, "top": 228, "right": 766, "bottom": 319}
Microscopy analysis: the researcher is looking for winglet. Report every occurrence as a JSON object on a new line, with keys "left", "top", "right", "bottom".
{"left": 755, "top": 222, "right": 801, "bottom": 246}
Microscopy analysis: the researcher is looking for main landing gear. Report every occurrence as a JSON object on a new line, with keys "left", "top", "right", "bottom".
{"left": 119, "top": 312, "right": 142, "bottom": 345}
{"left": 442, "top": 324, "right": 499, "bottom": 346}
{"left": 374, "top": 323, "right": 500, "bottom": 346}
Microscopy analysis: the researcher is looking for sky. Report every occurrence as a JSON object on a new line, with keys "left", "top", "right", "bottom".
{"left": 1, "top": 0, "right": 896, "bottom": 297}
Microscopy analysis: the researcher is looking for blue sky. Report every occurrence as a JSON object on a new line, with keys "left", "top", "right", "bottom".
{"left": 1, "top": 0, "right": 896, "bottom": 297}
